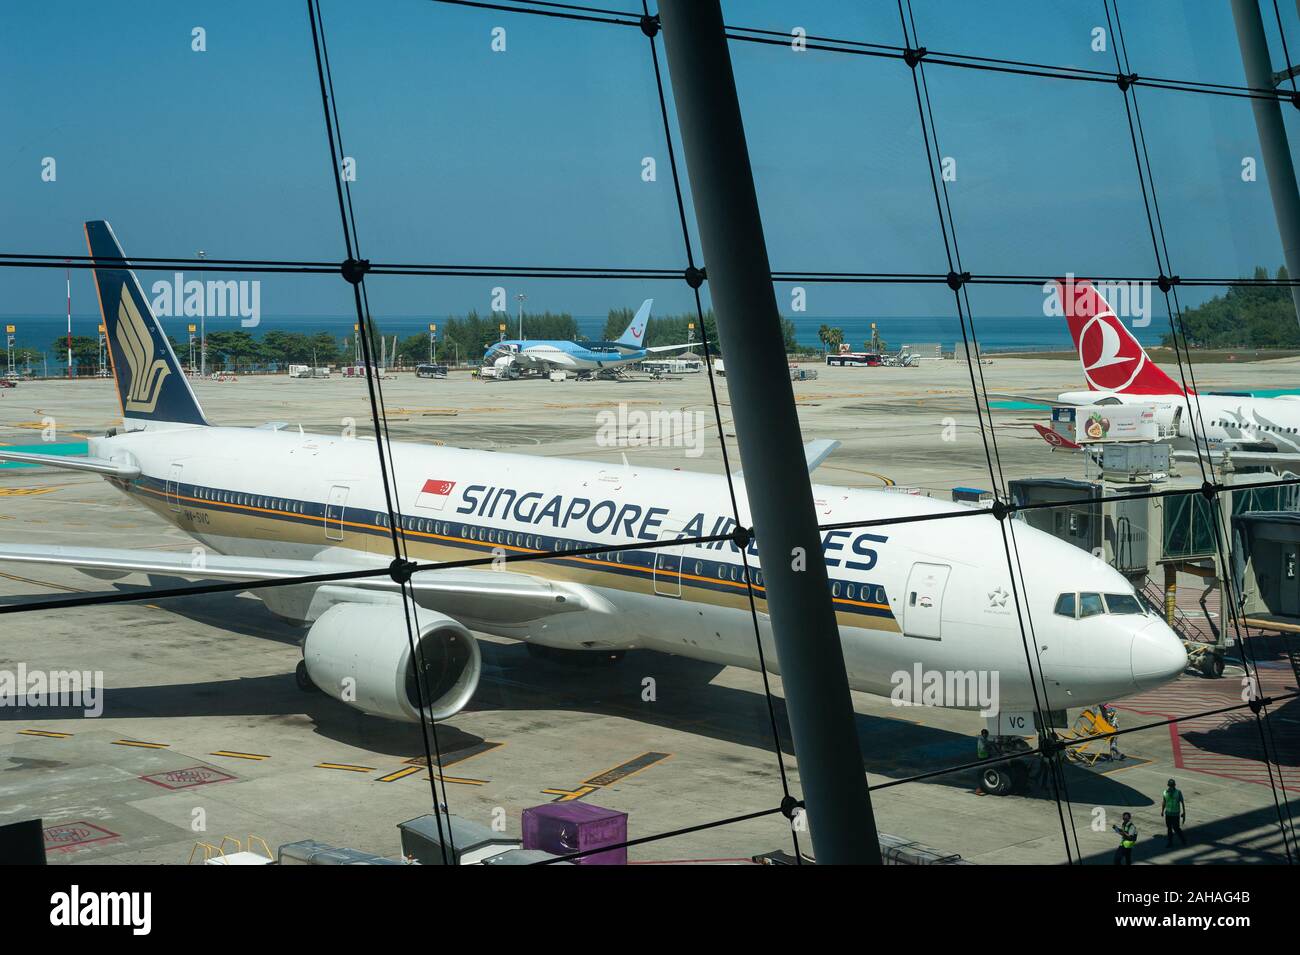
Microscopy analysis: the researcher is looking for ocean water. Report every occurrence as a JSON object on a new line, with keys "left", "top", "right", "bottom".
{"left": 2, "top": 313, "right": 1167, "bottom": 372}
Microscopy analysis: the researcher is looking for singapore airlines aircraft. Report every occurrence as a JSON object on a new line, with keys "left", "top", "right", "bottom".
{"left": 0, "top": 223, "right": 1186, "bottom": 759}
{"left": 482, "top": 299, "right": 691, "bottom": 379}
{"left": 1052, "top": 278, "right": 1300, "bottom": 467}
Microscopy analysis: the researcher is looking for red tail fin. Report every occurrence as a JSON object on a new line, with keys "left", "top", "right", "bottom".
{"left": 1033, "top": 422, "right": 1082, "bottom": 450}
{"left": 1056, "top": 278, "right": 1185, "bottom": 396}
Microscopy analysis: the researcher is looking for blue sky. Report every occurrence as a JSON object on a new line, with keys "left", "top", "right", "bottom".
{"left": 4, "top": 0, "right": 1300, "bottom": 325}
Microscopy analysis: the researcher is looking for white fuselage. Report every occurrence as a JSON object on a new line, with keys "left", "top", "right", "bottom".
{"left": 488, "top": 341, "right": 643, "bottom": 373}
{"left": 1059, "top": 390, "right": 1300, "bottom": 454}
{"left": 87, "top": 424, "right": 1186, "bottom": 714}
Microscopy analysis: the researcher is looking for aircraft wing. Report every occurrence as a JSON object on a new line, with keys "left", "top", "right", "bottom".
{"left": 511, "top": 352, "right": 550, "bottom": 371}
{"left": 644, "top": 343, "right": 694, "bottom": 353}
{"left": 0, "top": 449, "right": 140, "bottom": 478}
{"left": 0, "top": 543, "right": 608, "bottom": 624}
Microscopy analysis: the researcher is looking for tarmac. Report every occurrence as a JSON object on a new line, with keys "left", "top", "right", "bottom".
{"left": 1, "top": 356, "right": 1297, "bottom": 864}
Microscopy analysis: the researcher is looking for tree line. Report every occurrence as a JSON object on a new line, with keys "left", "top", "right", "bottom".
{"left": 28, "top": 306, "right": 813, "bottom": 372}
{"left": 1162, "top": 267, "right": 1300, "bottom": 349}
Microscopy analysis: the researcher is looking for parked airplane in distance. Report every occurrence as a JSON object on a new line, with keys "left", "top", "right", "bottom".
{"left": 1042, "top": 278, "right": 1300, "bottom": 468}
{"left": 482, "top": 299, "right": 692, "bottom": 378}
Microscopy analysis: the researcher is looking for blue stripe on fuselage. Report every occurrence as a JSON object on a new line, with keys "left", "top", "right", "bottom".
{"left": 131, "top": 476, "right": 894, "bottom": 619}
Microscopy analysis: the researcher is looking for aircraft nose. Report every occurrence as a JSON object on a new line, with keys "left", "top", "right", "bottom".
{"left": 1131, "top": 621, "right": 1187, "bottom": 690}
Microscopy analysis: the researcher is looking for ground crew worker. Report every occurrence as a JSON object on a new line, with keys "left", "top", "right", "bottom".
{"left": 1112, "top": 812, "right": 1137, "bottom": 864}
{"left": 1099, "top": 703, "right": 1123, "bottom": 760}
{"left": 1162, "top": 779, "right": 1187, "bottom": 847}
{"left": 974, "top": 729, "right": 993, "bottom": 794}
{"left": 1033, "top": 751, "right": 1053, "bottom": 792}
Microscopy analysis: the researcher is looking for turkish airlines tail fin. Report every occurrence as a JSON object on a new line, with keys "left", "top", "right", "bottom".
{"left": 1057, "top": 278, "right": 1185, "bottom": 396}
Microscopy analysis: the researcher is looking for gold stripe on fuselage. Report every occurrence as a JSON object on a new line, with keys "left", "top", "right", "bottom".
{"left": 130, "top": 482, "right": 899, "bottom": 632}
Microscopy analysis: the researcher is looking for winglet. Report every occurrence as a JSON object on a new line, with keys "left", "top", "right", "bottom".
{"left": 803, "top": 438, "right": 840, "bottom": 473}
{"left": 737, "top": 439, "right": 840, "bottom": 479}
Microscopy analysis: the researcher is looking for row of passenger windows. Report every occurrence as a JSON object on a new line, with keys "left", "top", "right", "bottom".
{"left": 184, "top": 493, "right": 888, "bottom": 599}
{"left": 1054, "top": 592, "right": 1146, "bottom": 618}
{"left": 1213, "top": 420, "right": 1299, "bottom": 434}
{"left": 386, "top": 515, "right": 454, "bottom": 536}
{"left": 399, "top": 520, "right": 887, "bottom": 598}
{"left": 183, "top": 495, "right": 879, "bottom": 601}
{"left": 195, "top": 487, "right": 306, "bottom": 515}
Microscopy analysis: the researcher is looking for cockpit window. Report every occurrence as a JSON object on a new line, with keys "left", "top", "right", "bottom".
{"left": 1054, "top": 593, "right": 1076, "bottom": 618}
{"left": 1104, "top": 593, "right": 1144, "bottom": 615}
{"left": 1079, "top": 592, "right": 1105, "bottom": 618}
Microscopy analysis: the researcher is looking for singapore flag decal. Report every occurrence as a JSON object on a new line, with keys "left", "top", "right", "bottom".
{"left": 415, "top": 478, "right": 455, "bottom": 511}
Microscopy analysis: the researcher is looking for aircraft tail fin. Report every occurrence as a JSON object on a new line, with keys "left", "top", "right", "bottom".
{"left": 1057, "top": 278, "right": 1185, "bottom": 396}
{"left": 1032, "top": 422, "right": 1082, "bottom": 450}
{"left": 85, "top": 221, "right": 209, "bottom": 428}
{"left": 615, "top": 299, "right": 653, "bottom": 347}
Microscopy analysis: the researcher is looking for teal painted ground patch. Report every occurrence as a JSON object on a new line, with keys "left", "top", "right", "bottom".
{"left": 1249, "top": 388, "right": 1300, "bottom": 398}
{"left": 0, "top": 441, "right": 89, "bottom": 468}
{"left": 988, "top": 400, "right": 1051, "bottom": 410}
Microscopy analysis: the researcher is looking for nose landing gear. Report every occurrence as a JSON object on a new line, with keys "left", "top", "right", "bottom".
{"left": 978, "top": 736, "right": 1035, "bottom": 796}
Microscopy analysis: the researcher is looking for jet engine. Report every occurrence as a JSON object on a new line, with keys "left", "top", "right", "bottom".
{"left": 302, "top": 602, "right": 481, "bottom": 723}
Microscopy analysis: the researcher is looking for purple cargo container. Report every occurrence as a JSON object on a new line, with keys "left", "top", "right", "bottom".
{"left": 522, "top": 803, "right": 628, "bottom": 865}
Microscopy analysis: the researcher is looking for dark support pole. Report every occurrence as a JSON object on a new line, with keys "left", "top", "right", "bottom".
{"left": 658, "top": 0, "right": 881, "bottom": 864}
{"left": 1233, "top": 0, "right": 1300, "bottom": 321}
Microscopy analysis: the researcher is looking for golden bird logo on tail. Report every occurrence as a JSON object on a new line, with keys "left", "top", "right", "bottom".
{"left": 116, "top": 288, "right": 170, "bottom": 413}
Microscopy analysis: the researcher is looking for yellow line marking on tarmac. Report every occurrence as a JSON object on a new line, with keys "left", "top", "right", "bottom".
{"left": 1098, "top": 760, "right": 1144, "bottom": 776}
{"left": 404, "top": 740, "right": 504, "bottom": 768}
{"left": 376, "top": 766, "right": 422, "bottom": 783}
{"left": 581, "top": 751, "right": 673, "bottom": 787}
{"left": 18, "top": 729, "right": 71, "bottom": 738}
{"left": 542, "top": 752, "right": 672, "bottom": 801}
{"left": 542, "top": 785, "right": 598, "bottom": 801}
{"left": 210, "top": 750, "right": 270, "bottom": 761}
{"left": 316, "top": 762, "right": 375, "bottom": 773}
{"left": 426, "top": 773, "right": 488, "bottom": 786}
{"left": 0, "top": 486, "right": 62, "bottom": 497}
{"left": 112, "top": 739, "right": 169, "bottom": 749}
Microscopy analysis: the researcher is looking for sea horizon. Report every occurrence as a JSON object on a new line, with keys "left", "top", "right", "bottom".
{"left": 2, "top": 312, "right": 1169, "bottom": 371}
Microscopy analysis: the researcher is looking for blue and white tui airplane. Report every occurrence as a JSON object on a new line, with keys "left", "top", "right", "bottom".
{"left": 0, "top": 223, "right": 1186, "bottom": 782}
{"left": 482, "top": 299, "right": 692, "bottom": 378}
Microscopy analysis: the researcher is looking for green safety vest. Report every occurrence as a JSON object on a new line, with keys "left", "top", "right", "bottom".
{"left": 1163, "top": 789, "right": 1182, "bottom": 814}
{"left": 1120, "top": 823, "right": 1136, "bottom": 848}
{"left": 977, "top": 739, "right": 989, "bottom": 758}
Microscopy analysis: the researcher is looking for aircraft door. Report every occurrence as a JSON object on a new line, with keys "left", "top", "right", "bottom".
{"left": 166, "top": 463, "right": 183, "bottom": 511}
{"left": 1282, "top": 544, "right": 1299, "bottom": 616}
{"left": 653, "top": 527, "right": 684, "bottom": 598}
{"left": 325, "top": 484, "right": 349, "bottom": 542}
{"left": 903, "top": 562, "right": 950, "bottom": 639}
